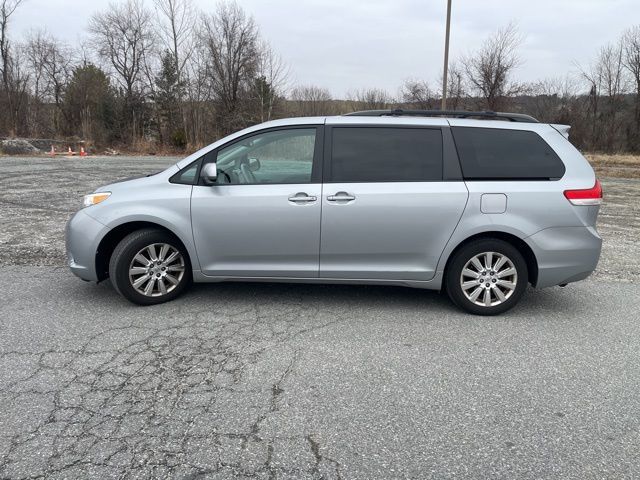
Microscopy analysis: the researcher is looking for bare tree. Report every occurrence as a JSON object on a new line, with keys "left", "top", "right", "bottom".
{"left": 0, "top": 0, "right": 25, "bottom": 135}
{"left": 462, "top": 23, "right": 523, "bottom": 111}
{"left": 182, "top": 39, "right": 212, "bottom": 147}
{"left": 528, "top": 76, "right": 579, "bottom": 121}
{"left": 43, "top": 39, "right": 74, "bottom": 111}
{"left": 24, "top": 30, "right": 74, "bottom": 134}
{"left": 24, "top": 31, "right": 47, "bottom": 101}
{"left": 347, "top": 87, "right": 393, "bottom": 111}
{"left": 622, "top": 25, "right": 640, "bottom": 148}
{"left": 154, "top": 0, "right": 195, "bottom": 78}
{"left": 401, "top": 79, "right": 435, "bottom": 109}
{"left": 582, "top": 40, "right": 628, "bottom": 151}
{"left": 253, "top": 41, "right": 289, "bottom": 122}
{"left": 6, "top": 0, "right": 640, "bottom": 156}
{"left": 23, "top": 31, "right": 49, "bottom": 135}
{"left": 526, "top": 75, "right": 596, "bottom": 146}
{"left": 199, "top": 1, "right": 259, "bottom": 135}
{"left": 90, "top": 0, "right": 154, "bottom": 97}
{"left": 579, "top": 60, "right": 602, "bottom": 149}
{"left": 402, "top": 70, "right": 466, "bottom": 111}
{"left": 0, "top": 0, "right": 21, "bottom": 89}
{"left": 90, "top": 0, "right": 155, "bottom": 139}
{"left": 153, "top": 0, "right": 196, "bottom": 142}
{"left": 444, "top": 61, "right": 465, "bottom": 109}
{"left": 290, "top": 85, "right": 333, "bottom": 116}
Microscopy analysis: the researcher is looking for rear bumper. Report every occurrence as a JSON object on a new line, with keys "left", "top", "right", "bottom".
{"left": 65, "top": 210, "right": 108, "bottom": 282}
{"left": 526, "top": 226, "right": 602, "bottom": 288}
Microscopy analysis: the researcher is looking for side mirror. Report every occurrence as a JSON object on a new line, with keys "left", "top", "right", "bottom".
{"left": 201, "top": 162, "right": 217, "bottom": 185}
{"left": 248, "top": 157, "right": 261, "bottom": 172}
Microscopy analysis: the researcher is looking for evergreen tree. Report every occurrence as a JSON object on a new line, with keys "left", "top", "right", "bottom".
{"left": 154, "top": 50, "right": 186, "bottom": 147}
{"left": 63, "top": 64, "right": 117, "bottom": 145}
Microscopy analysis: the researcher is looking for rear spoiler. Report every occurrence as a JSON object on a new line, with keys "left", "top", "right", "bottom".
{"left": 551, "top": 124, "right": 571, "bottom": 139}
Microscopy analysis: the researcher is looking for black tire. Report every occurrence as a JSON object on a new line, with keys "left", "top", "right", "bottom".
{"left": 109, "top": 228, "right": 192, "bottom": 306}
{"left": 445, "top": 238, "right": 528, "bottom": 315}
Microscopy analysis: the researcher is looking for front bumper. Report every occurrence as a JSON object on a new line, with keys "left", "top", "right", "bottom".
{"left": 65, "top": 209, "right": 108, "bottom": 282}
{"left": 526, "top": 226, "right": 602, "bottom": 288}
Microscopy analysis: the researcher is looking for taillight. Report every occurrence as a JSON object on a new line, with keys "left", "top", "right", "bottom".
{"left": 564, "top": 180, "right": 603, "bottom": 206}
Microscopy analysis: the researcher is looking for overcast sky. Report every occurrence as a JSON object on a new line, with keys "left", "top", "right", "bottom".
{"left": 10, "top": 0, "right": 640, "bottom": 97}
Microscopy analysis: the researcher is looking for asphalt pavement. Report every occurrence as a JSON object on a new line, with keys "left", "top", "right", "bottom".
{"left": 1, "top": 267, "right": 639, "bottom": 479}
{"left": 0, "top": 156, "right": 639, "bottom": 478}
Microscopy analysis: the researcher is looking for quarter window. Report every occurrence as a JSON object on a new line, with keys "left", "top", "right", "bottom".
{"left": 170, "top": 160, "right": 201, "bottom": 185}
{"left": 451, "top": 127, "right": 565, "bottom": 180}
{"left": 214, "top": 128, "right": 317, "bottom": 184}
{"left": 329, "top": 127, "right": 443, "bottom": 182}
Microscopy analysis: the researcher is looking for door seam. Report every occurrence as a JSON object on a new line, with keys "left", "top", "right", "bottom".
{"left": 317, "top": 183, "right": 324, "bottom": 278}
{"left": 188, "top": 185, "right": 203, "bottom": 272}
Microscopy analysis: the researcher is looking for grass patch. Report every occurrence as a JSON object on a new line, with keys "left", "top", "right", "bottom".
{"left": 584, "top": 153, "right": 640, "bottom": 178}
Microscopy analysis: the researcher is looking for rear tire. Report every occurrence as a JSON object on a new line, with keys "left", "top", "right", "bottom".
{"left": 109, "top": 229, "right": 192, "bottom": 306}
{"left": 445, "top": 238, "right": 528, "bottom": 315}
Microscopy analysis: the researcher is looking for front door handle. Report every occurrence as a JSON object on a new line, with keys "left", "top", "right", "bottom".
{"left": 288, "top": 192, "right": 317, "bottom": 203}
{"left": 327, "top": 192, "right": 356, "bottom": 202}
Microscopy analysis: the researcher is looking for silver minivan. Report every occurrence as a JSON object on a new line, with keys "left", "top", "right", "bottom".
{"left": 66, "top": 110, "right": 603, "bottom": 315}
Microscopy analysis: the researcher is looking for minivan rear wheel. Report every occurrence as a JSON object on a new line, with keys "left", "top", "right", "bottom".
{"left": 445, "top": 239, "right": 528, "bottom": 315}
{"left": 109, "top": 229, "right": 192, "bottom": 305}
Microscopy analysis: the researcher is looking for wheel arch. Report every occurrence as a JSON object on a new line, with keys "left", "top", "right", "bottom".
{"left": 95, "top": 221, "right": 193, "bottom": 282}
{"left": 442, "top": 231, "right": 539, "bottom": 289}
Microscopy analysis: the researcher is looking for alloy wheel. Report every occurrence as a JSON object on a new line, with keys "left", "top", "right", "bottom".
{"left": 128, "top": 243, "right": 185, "bottom": 297}
{"left": 459, "top": 251, "right": 518, "bottom": 307}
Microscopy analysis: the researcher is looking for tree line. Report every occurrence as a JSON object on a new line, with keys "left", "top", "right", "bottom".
{"left": 1, "top": 0, "right": 640, "bottom": 153}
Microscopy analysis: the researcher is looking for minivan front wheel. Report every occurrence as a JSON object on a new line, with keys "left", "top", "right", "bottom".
{"left": 446, "top": 239, "right": 528, "bottom": 315}
{"left": 109, "top": 229, "right": 192, "bottom": 305}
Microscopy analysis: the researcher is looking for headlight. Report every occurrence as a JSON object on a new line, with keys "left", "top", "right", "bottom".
{"left": 83, "top": 192, "right": 111, "bottom": 208}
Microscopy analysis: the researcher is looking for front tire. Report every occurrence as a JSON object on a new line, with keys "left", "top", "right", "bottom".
{"left": 445, "top": 239, "right": 528, "bottom": 315}
{"left": 109, "top": 229, "right": 192, "bottom": 305}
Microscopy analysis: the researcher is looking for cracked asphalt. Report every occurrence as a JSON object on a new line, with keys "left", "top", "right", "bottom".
{"left": 1, "top": 156, "right": 639, "bottom": 479}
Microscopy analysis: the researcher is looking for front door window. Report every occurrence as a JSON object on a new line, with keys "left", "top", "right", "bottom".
{"left": 214, "top": 128, "right": 317, "bottom": 185}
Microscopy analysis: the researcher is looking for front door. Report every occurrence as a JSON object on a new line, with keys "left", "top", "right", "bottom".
{"left": 191, "top": 126, "right": 323, "bottom": 277}
{"left": 319, "top": 126, "right": 468, "bottom": 281}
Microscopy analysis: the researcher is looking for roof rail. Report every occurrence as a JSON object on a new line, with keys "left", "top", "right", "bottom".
{"left": 344, "top": 109, "right": 539, "bottom": 123}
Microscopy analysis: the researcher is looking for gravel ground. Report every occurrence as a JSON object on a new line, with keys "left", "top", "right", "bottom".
{"left": 1, "top": 156, "right": 639, "bottom": 478}
{"left": 0, "top": 156, "right": 179, "bottom": 266}
{"left": 0, "top": 155, "right": 637, "bottom": 281}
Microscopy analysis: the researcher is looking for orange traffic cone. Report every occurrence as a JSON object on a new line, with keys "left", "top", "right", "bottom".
{"left": 68, "top": 146, "right": 73, "bottom": 156}
{"left": 80, "top": 146, "right": 87, "bottom": 157}
{"left": 49, "top": 145, "right": 55, "bottom": 156}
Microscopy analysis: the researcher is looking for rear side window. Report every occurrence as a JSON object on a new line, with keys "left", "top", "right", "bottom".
{"left": 330, "top": 127, "right": 443, "bottom": 182}
{"left": 451, "top": 127, "right": 565, "bottom": 180}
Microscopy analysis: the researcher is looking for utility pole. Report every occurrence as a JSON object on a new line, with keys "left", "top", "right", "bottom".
{"left": 441, "top": 0, "right": 452, "bottom": 110}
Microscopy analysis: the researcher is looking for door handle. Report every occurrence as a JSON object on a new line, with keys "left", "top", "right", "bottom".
{"left": 327, "top": 192, "right": 356, "bottom": 202}
{"left": 288, "top": 193, "right": 317, "bottom": 203}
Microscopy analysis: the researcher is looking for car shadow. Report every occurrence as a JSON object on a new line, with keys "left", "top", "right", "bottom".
{"left": 81, "top": 273, "right": 588, "bottom": 319}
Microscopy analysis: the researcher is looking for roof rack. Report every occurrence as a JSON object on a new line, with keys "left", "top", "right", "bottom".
{"left": 344, "top": 109, "right": 539, "bottom": 123}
